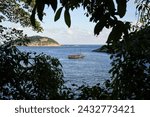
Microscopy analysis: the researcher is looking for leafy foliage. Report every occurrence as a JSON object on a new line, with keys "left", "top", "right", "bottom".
{"left": 135, "top": 0, "right": 150, "bottom": 25}
{"left": 30, "top": 0, "right": 57, "bottom": 27}
{"left": 1, "top": 0, "right": 150, "bottom": 100}
{"left": 0, "top": 0, "right": 43, "bottom": 32}
{"left": 76, "top": 83, "right": 111, "bottom": 100}
{"left": 0, "top": 25, "right": 29, "bottom": 45}
{"left": 30, "top": 0, "right": 128, "bottom": 31}
{"left": 0, "top": 0, "right": 69, "bottom": 100}
{"left": 0, "top": 26, "right": 65, "bottom": 99}
{"left": 109, "top": 25, "right": 150, "bottom": 99}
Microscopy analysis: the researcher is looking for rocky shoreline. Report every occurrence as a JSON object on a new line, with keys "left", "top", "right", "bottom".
{"left": 27, "top": 43, "right": 61, "bottom": 47}
{"left": 92, "top": 45, "right": 111, "bottom": 53}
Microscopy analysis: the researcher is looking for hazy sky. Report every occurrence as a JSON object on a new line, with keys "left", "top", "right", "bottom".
{"left": 8, "top": 0, "right": 137, "bottom": 45}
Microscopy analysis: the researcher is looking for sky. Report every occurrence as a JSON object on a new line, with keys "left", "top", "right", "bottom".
{"left": 7, "top": 0, "right": 137, "bottom": 45}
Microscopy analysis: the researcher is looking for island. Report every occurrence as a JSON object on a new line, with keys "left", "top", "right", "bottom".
{"left": 26, "top": 36, "right": 60, "bottom": 46}
{"left": 92, "top": 45, "right": 111, "bottom": 53}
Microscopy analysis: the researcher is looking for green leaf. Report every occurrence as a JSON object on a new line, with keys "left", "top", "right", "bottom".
{"left": 94, "top": 21, "right": 105, "bottom": 35}
{"left": 54, "top": 7, "right": 63, "bottom": 22}
{"left": 50, "top": 0, "right": 58, "bottom": 12}
{"left": 116, "top": 0, "right": 127, "bottom": 18}
{"left": 64, "top": 9, "right": 71, "bottom": 27}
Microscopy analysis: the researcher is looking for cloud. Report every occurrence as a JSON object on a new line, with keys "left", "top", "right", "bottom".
{"left": 2, "top": 21, "right": 110, "bottom": 45}
{"left": 67, "top": 28, "right": 74, "bottom": 35}
{"left": 51, "top": 26, "right": 111, "bottom": 44}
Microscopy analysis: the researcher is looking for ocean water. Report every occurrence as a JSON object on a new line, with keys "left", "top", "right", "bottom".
{"left": 18, "top": 45, "right": 111, "bottom": 86}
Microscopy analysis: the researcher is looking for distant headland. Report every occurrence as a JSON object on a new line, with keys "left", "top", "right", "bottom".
{"left": 26, "top": 36, "right": 60, "bottom": 46}
{"left": 92, "top": 45, "right": 111, "bottom": 53}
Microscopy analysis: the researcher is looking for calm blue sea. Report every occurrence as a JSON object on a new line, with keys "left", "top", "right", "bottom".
{"left": 18, "top": 45, "right": 111, "bottom": 86}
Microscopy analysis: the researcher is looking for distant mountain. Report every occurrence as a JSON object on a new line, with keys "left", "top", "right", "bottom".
{"left": 92, "top": 45, "right": 111, "bottom": 53}
{"left": 26, "top": 36, "right": 60, "bottom": 46}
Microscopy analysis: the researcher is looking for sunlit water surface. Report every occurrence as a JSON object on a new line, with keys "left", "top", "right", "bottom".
{"left": 18, "top": 45, "right": 111, "bottom": 86}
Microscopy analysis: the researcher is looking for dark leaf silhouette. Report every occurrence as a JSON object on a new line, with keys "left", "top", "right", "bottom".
{"left": 107, "top": 21, "right": 125, "bottom": 43}
{"left": 106, "top": 0, "right": 116, "bottom": 15}
{"left": 94, "top": 21, "right": 105, "bottom": 35}
{"left": 64, "top": 9, "right": 71, "bottom": 27}
{"left": 116, "top": 0, "right": 127, "bottom": 18}
{"left": 30, "top": 5, "right": 36, "bottom": 27}
{"left": 50, "top": 0, "right": 58, "bottom": 12}
{"left": 54, "top": 7, "right": 63, "bottom": 21}
{"left": 37, "top": 0, "right": 44, "bottom": 21}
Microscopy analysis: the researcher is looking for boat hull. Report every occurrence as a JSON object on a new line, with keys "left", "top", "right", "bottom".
{"left": 68, "top": 54, "right": 84, "bottom": 59}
